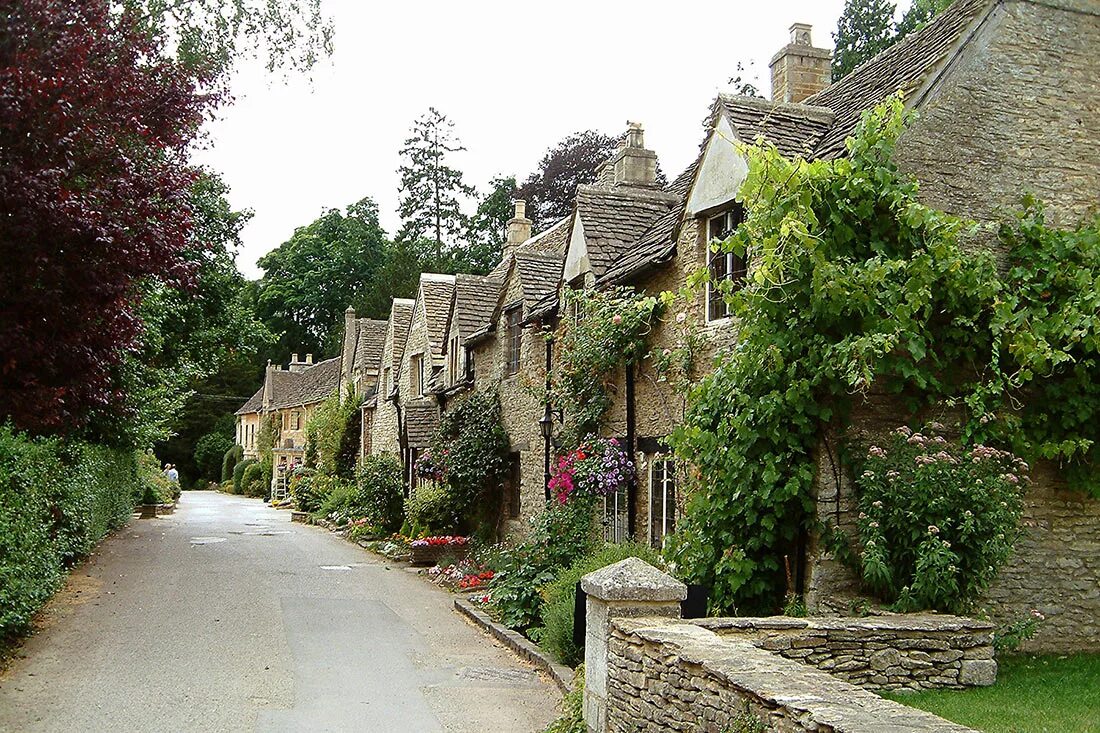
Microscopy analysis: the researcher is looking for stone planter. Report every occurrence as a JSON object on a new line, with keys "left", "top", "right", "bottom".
{"left": 136, "top": 503, "right": 174, "bottom": 518}
{"left": 290, "top": 511, "right": 310, "bottom": 524}
{"left": 409, "top": 543, "right": 469, "bottom": 566}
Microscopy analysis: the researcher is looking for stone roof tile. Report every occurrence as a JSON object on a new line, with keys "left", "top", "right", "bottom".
{"left": 353, "top": 318, "right": 388, "bottom": 374}
{"left": 404, "top": 401, "right": 440, "bottom": 448}
{"left": 574, "top": 185, "right": 680, "bottom": 280}
{"left": 419, "top": 275, "right": 456, "bottom": 363}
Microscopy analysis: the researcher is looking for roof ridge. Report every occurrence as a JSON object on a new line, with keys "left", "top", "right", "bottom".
{"left": 717, "top": 93, "right": 835, "bottom": 121}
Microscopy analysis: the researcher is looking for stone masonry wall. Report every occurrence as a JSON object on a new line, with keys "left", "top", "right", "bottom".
{"left": 694, "top": 615, "right": 996, "bottom": 691}
{"left": 370, "top": 316, "right": 402, "bottom": 458}
{"left": 606, "top": 617, "right": 976, "bottom": 733}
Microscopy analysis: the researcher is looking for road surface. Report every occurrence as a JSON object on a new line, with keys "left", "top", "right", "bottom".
{"left": 0, "top": 491, "right": 559, "bottom": 732}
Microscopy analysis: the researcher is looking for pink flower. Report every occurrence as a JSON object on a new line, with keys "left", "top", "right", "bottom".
{"left": 612, "top": 314, "right": 623, "bottom": 325}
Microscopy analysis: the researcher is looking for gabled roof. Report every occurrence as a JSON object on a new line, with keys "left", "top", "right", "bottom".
{"left": 404, "top": 401, "right": 440, "bottom": 449}
{"left": 352, "top": 318, "right": 387, "bottom": 375}
{"left": 417, "top": 274, "right": 456, "bottom": 363}
{"left": 451, "top": 273, "right": 502, "bottom": 346}
{"left": 271, "top": 357, "right": 341, "bottom": 409}
{"left": 235, "top": 386, "right": 264, "bottom": 415}
{"left": 806, "top": 0, "right": 992, "bottom": 158}
{"left": 716, "top": 94, "right": 834, "bottom": 159}
{"left": 571, "top": 185, "right": 680, "bottom": 280}
{"left": 388, "top": 298, "right": 415, "bottom": 376}
{"left": 514, "top": 251, "right": 563, "bottom": 312}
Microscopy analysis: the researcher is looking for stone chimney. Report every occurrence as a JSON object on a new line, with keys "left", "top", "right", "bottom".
{"left": 288, "top": 353, "right": 311, "bottom": 373}
{"left": 305, "top": 353, "right": 313, "bottom": 365}
{"left": 262, "top": 360, "right": 275, "bottom": 411}
{"left": 769, "top": 23, "right": 832, "bottom": 104}
{"left": 340, "top": 306, "right": 357, "bottom": 390}
{"left": 503, "top": 199, "right": 532, "bottom": 259}
{"left": 611, "top": 122, "right": 658, "bottom": 187}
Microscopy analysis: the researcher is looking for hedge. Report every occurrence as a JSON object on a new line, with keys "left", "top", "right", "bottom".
{"left": 0, "top": 423, "right": 147, "bottom": 638}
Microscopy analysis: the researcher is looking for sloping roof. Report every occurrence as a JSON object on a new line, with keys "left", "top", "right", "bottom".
{"left": 452, "top": 273, "right": 502, "bottom": 345}
{"left": 595, "top": 160, "right": 698, "bottom": 286}
{"left": 388, "top": 299, "right": 415, "bottom": 376}
{"left": 573, "top": 185, "right": 680, "bottom": 280}
{"left": 716, "top": 94, "right": 834, "bottom": 159}
{"left": 418, "top": 274, "right": 456, "bottom": 363}
{"left": 515, "top": 251, "right": 563, "bottom": 312}
{"left": 352, "top": 318, "right": 387, "bottom": 374}
{"left": 518, "top": 216, "right": 571, "bottom": 256}
{"left": 806, "top": 0, "right": 992, "bottom": 158}
{"left": 271, "top": 357, "right": 341, "bottom": 409}
{"left": 404, "top": 401, "right": 440, "bottom": 449}
{"left": 235, "top": 386, "right": 264, "bottom": 415}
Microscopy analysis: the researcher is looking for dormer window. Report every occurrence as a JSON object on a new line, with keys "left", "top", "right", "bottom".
{"left": 706, "top": 204, "right": 747, "bottom": 322}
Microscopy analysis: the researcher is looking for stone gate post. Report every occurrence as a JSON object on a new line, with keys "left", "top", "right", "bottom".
{"left": 580, "top": 557, "right": 687, "bottom": 733}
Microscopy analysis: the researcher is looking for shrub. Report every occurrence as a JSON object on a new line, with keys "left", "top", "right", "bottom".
{"left": 354, "top": 454, "right": 404, "bottom": 532}
{"left": 404, "top": 482, "right": 460, "bottom": 535}
{"left": 240, "top": 462, "right": 265, "bottom": 497}
{"left": 221, "top": 444, "right": 243, "bottom": 482}
{"left": 316, "top": 476, "right": 356, "bottom": 521}
{"left": 542, "top": 667, "right": 585, "bottom": 733}
{"left": 854, "top": 426, "right": 1026, "bottom": 612}
{"left": 305, "top": 389, "right": 361, "bottom": 479}
{"left": 291, "top": 469, "right": 342, "bottom": 514}
{"left": 136, "top": 453, "right": 175, "bottom": 504}
{"left": 193, "top": 431, "right": 233, "bottom": 482}
{"left": 489, "top": 494, "right": 599, "bottom": 631}
{"left": 537, "top": 542, "right": 666, "bottom": 666}
{"left": 232, "top": 457, "right": 255, "bottom": 494}
{"left": 0, "top": 424, "right": 139, "bottom": 638}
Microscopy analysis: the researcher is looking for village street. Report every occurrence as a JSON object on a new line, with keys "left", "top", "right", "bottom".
{"left": 0, "top": 492, "right": 558, "bottom": 733}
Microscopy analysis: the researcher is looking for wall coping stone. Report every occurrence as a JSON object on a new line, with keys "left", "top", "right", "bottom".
{"left": 694, "top": 613, "right": 995, "bottom": 634}
{"left": 580, "top": 557, "right": 687, "bottom": 602}
{"left": 612, "top": 617, "right": 978, "bottom": 732}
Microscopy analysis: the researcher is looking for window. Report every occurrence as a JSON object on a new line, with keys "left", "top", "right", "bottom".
{"left": 706, "top": 204, "right": 747, "bottom": 321}
{"left": 410, "top": 354, "right": 424, "bottom": 397}
{"left": 383, "top": 367, "right": 391, "bottom": 397}
{"left": 505, "top": 306, "right": 523, "bottom": 376}
{"left": 290, "top": 411, "right": 300, "bottom": 431}
{"left": 650, "top": 458, "right": 678, "bottom": 549}
{"left": 505, "top": 453, "right": 521, "bottom": 519}
{"left": 465, "top": 348, "right": 475, "bottom": 383}
{"left": 603, "top": 485, "right": 629, "bottom": 544}
{"left": 448, "top": 334, "right": 461, "bottom": 385}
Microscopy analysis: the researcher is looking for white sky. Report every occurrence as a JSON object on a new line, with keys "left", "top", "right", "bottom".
{"left": 193, "top": 0, "right": 848, "bottom": 278}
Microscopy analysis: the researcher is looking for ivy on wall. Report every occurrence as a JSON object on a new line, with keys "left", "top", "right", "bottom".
{"left": 667, "top": 95, "right": 1100, "bottom": 614}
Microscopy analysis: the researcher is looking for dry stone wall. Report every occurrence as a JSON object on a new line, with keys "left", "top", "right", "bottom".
{"left": 606, "top": 618, "right": 977, "bottom": 733}
{"left": 694, "top": 615, "right": 996, "bottom": 691}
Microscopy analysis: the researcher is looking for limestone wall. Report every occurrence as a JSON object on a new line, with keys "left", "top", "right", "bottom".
{"left": 606, "top": 618, "right": 977, "bottom": 733}
{"left": 370, "top": 317, "right": 401, "bottom": 457}
{"left": 695, "top": 615, "right": 995, "bottom": 691}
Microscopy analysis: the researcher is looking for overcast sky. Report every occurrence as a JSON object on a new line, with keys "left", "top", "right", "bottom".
{"left": 193, "top": 0, "right": 848, "bottom": 278}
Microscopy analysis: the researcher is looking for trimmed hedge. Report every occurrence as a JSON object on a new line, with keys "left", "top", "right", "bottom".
{"left": 221, "top": 444, "right": 243, "bottom": 482}
{"left": 0, "top": 424, "right": 145, "bottom": 638}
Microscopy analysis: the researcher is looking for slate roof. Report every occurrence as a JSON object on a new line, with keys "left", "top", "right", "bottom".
{"left": 518, "top": 216, "right": 571, "bottom": 257}
{"left": 235, "top": 386, "right": 264, "bottom": 415}
{"left": 515, "top": 251, "right": 564, "bottom": 312}
{"left": 404, "top": 401, "right": 440, "bottom": 449}
{"left": 452, "top": 273, "right": 502, "bottom": 345}
{"left": 271, "top": 357, "right": 341, "bottom": 409}
{"left": 573, "top": 185, "right": 680, "bottom": 281}
{"left": 388, "top": 299, "right": 415, "bottom": 377}
{"left": 806, "top": 0, "right": 992, "bottom": 158}
{"left": 418, "top": 274, "right": 456, "bottom": 363}
{"left": 716, "top": 94, "right": 834, "bottom": 159}
{"left": 352, "top": 318, "right": 387, "bottom": 375}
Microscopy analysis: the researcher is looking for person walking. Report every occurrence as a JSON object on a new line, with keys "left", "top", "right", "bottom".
{"left": 166, "top": 464, "right": 179, "bottom": 484}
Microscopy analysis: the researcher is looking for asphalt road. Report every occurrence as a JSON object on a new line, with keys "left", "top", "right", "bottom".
{"left": 0, "top": 492, "right": 559, "bottom": 732}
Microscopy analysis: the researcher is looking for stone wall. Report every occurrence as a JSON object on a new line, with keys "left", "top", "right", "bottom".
{"left": 694, "top": 615, "right": 995, "bottom": 691}
{"left": 606, "top": 618, "right": 977, "bottom": 733}
{"left": 370, "top": 315, "right": 401, "bottom": 458}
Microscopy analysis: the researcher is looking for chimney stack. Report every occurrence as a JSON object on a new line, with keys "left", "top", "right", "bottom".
{"left": 769, "top": 23, "right": 832, "bottom": 104}
{"left": 612, "top": 122, "right": 658, "bottom": 187}
{"left": 262, "top": 360, "right": 274, "bottom": 411}
{"left": 306, "top": 354, "right": 313, "bottom": 364}
{"left": 288, "top": 353, "right": 311, "bottom": 373}
{"left": 504, "top": 199, "right": 533, "bottom": 259}
{"left": 340, "top": 306, "right": 357, "bottom": 394}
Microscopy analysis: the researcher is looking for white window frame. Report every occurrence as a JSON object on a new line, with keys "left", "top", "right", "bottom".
{"left": 704, "top": 206, "right": 747, "bottom": 324}
{"left": 649, "top": 457, "right": 678, "bottom": 549}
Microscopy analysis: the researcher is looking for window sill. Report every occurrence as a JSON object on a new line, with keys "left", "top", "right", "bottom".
{"left": 704, "top": 316, "right": 733, "bottom": 328}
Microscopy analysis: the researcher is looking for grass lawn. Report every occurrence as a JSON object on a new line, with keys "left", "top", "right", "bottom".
{"left": 885, "top": 654, "right": 1100, "bottom": 733}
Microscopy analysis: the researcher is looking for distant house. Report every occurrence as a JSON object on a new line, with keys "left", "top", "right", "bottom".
{"left": 365, "top": 298, "right": 414, "bottom": 459}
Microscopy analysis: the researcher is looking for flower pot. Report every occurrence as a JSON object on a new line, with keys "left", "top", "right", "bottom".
{"left": 410, "top": 543, "right": 469, "bottom": 566}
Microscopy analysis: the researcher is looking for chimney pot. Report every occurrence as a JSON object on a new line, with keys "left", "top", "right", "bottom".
{"left": 306, "top": 353, "right": 313, "bottom": 364}
{"left": 612, "top": 121, "right": 658, "bottom": 187}
{"left": 291, "top": 353, "right": 299, "bottom": 363}
{"left": 504, "top": 198, "right": 533, "bottom": 258}
{"left": 770, "top": 21, "right": 831, "bottom": 103}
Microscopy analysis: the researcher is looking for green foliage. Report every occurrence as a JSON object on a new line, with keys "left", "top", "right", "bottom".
{"left": 404, "top": 482, "right": 461, "bottom": 535}
{"left": 489, "top": 495, "right": 599, "bottom": 631}
{"left": 541, "top": 667, "right": 585, "bottom": 733}
{"left": 240, "top": 462, "right": 266, "bottom": 497}
{"left": 233, "top": 457, "right": 256, "bottom": 494}
{"left": 193, "top": 431, "right": 234, "bottom": 482}
{"left": 994, "top": 610, "right": 1045, "bottom": 653}
{"left": 305, "top": 389, "right": 361, "bottom": 480}
{"left": 465, "top": 175, "right": 517, "bottom": 274}
{"left": 137, "top": 452, "right": 176, "bottom": 504}
{"left": 537, "top": 542, "right": 666, "bottom": 666}
{"left": 832, "top": 0, "right": 948, "bottom": 82}
{"left": 0, "top": 424, "right": 142, "bottom": 638}
{"left": 554, "top": 286, "right": 660, "bottom": 444}
{"left": 289, "top": 469, "right": 335, "bottom": 514}
{"left": 430, "top": 389, "right": 511, "bottom": 530}
{"left": 352, "top": 454, "right": 405, "bottom": 532}
{"left": 222, "top": 444, "right": 244, "bottom": 482}
{"left": 854, "top": 427, "right": 1025, "bottom": 612}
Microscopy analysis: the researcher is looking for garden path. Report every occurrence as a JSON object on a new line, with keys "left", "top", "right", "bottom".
{"left": 0, "top": 491, "right": 558, "bottom": 732}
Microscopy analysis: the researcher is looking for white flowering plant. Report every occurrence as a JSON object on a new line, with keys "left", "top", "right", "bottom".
{"left": 854, "top": 424, "right": 1027, "bottom": 613}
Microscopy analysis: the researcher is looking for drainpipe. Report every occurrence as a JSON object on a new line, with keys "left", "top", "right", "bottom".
{"left": 543, "top": 335, "right": 553, "bottom": 502}
{"left": 626, "top": 363, "right": 637, "bottom": 538}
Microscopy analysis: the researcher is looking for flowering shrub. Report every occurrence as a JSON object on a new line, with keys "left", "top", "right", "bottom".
{"left": 854, "top": 425, "right": 1027, "bottom": 612}
{"left": 549, "top": 437, "right": 635, "bottom": 504}
{"left": 410, "top": 535, "right": 468, "bottom": 548}
{"left": 414, "top": 448, "right": 448, "bottom": 483}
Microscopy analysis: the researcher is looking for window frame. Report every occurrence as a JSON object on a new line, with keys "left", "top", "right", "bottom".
{"left": 704, "top": 204, "right": 747, "bottom": 323}
{"left": 410, "top": 353, "right": 425, "bottom": 397}
{"left": 649, "top": 457, "right": 678, "bottom": 549}
{"left": 504, "top": 305, "right": 523, "bottom": 376}
{"left": 290, "top": 411, "right": 300, "bottom": 431}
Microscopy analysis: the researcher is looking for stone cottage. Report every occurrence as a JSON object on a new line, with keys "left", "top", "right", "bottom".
{"left": 364, "top": 297, "right": 414, "bottom": 459}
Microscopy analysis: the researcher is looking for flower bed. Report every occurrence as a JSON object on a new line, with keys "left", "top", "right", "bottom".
{"left": 410, "top": 535, "right": 469, "bottom": 565}
{"left": 427, "top": 559, "right": 495, "bottom": 591}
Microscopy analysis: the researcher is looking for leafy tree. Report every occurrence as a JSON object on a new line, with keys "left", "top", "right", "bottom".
{"left": 356, "top": 237, "right": 442, "bottom": 319}
{"left": 396, "top": 107, "right": 475, "bottom": 261}
{"left": 517, "top": 131, "right": 619, "bottom": 230}
{"left": 194, "top": 430, "right": 235, "bottom": 482}
{"left": 256, "top": 197, "right": 388, "bottom": 359}
{"left": 464, "top": 175, "right": 517, "bottom": 272}
{"left": 832, "top": 0, "right": 898, "bottom": 81}
{"left": 895, "top": 0, "right": 952, "bottom": 38}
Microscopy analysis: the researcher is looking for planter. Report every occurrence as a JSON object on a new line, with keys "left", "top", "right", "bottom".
{"left": 290, "top": 511, "right": 310, "bottom": 524}
{"left": 410, "top": 543, "right": 469, "bottom": 566}
{"left": 136, "top": 503, "right": 174, "bottom": 518}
